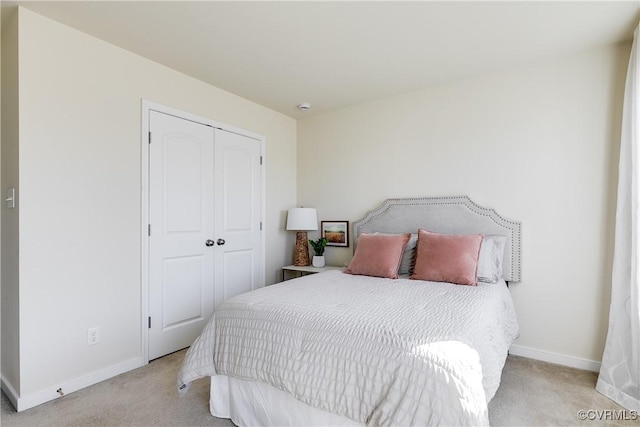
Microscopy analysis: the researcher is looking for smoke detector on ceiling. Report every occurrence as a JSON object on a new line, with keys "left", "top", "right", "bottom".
{"left": 297, "top": 103, "right": 311, "bottom": 111}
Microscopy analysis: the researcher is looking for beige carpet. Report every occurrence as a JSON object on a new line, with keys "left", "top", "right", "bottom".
{"left": 1, "top": 351, "right": 635, "bottom": 426}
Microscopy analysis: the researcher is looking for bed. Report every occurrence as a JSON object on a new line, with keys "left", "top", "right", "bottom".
{"left": 178, "top": 196, "right": 521, "bottom": 426}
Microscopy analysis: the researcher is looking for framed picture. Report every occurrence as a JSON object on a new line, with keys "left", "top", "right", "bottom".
{"left": 321, "top": 221, "right": 349, "bottom": 247}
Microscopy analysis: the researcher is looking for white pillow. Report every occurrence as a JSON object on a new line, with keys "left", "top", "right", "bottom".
{"left": 477, "top": 235, "right": 506, "bottom": 283}
{"left": 398, "top": 233, "right": 418, "bottom": 275}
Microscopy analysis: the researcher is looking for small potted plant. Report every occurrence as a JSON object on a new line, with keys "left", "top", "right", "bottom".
{"left": 308, "top": 237, "right": 327, "bottom": 268}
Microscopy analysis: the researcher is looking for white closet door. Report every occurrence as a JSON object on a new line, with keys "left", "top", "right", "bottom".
{"left": 148, "top": 111, "right": 215, "bottom": 360}
{"left": 213, "top": 128, "right": 263, "bottom": 305}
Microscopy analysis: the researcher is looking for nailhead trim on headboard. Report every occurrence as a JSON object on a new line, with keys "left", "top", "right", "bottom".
{"left": 353, "top": 196, "right": 522, "bottom": 283}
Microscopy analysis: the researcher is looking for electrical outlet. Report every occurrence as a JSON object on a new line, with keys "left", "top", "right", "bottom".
{"left": 88, "top": 327, "right": 100, "bottom": 346}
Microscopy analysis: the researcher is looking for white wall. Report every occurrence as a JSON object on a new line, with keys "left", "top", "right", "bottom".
{"left": 297, "top": 43, "right": 630, "bottom": 365}
{"left": 1, "top": 8, "right": 21, "bottom": 397}
{"left": 4, "top": 7, "right": 296, "bottom": 405}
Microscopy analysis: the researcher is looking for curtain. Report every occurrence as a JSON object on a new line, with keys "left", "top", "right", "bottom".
{"left": 596, "top": 25, "right": 640, "bottom": 412}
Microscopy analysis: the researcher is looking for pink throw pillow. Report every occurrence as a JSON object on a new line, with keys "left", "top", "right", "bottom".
{"left": 346, "top": 233, "right": 411, "bottom": 279}
{"left": 411, "top": 229, "right": 483, "bottom": 286}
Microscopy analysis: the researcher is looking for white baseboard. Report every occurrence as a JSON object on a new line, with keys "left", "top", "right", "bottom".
{"left": 509, "top": 344, "right": 601, "bottom": 372}
{"left": 2, "top": 356, "right": 142, "bottom": 412}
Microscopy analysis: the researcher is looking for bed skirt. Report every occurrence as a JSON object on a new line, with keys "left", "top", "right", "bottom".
{"left": 210, "top": 375, "right": 362, "bottom": 426}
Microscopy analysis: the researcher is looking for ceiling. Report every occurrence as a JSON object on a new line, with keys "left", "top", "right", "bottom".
{"left": 3, "top": 1, "right": 639, "bottom": 118}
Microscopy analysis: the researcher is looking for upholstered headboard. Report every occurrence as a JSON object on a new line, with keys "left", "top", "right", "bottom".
{"left": 352, "top": 196, "right": 521, "bottom": 282}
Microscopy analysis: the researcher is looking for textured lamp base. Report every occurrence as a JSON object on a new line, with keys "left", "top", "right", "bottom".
{"left": 293, "top": 231, "right": 311, "bottom": 266}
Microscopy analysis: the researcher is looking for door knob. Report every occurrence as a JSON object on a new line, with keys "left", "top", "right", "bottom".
{"left": 217, "top": 239, "right": 226, "bottom": 246}
{"left": 205, "top": 239, "right": 215, "bottom": 247}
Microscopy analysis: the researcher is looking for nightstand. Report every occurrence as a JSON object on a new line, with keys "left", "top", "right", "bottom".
{"left": 281, "top": 265, "right": 344, "bottom": 281}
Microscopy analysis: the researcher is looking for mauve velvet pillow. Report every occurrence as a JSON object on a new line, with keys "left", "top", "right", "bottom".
{"left": 411, "top": 229, "right": 483, "bottom": 286}
{"left": 346, "top": 233, "right": 411, "bottom": 279}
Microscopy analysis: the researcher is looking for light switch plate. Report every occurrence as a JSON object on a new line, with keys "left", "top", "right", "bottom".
{"left": 6, "top": 188, "right": 15, "bottom": 209}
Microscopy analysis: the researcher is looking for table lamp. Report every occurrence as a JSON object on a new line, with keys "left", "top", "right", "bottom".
{"left": 286, "top": 208, "right": 318, "bottom": 266}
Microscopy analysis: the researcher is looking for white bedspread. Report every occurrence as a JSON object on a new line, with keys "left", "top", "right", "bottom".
{"left": 178, "top": 270, "right": 519, "bottom": 426}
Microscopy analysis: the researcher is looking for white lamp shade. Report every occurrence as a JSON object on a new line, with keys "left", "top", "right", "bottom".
{"left": 286, "top": 208, "right": 318, "bottom": 231}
